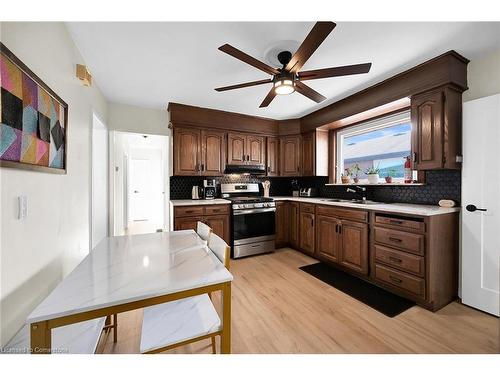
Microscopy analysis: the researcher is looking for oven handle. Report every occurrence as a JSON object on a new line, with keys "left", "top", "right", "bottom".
{"left": 233, "top": 208, "right": 276, "bottom": 215}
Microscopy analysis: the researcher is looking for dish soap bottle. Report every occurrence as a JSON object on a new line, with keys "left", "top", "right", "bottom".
{"left": 404, "top": 156, "right": 412, "bottom": 183}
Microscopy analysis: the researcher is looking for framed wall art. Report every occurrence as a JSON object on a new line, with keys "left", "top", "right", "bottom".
{"left": 1, "top": 42, "right": 68, "bottom": 174}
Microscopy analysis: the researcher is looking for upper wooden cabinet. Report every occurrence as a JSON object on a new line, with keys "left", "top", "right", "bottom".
{"left": 227, "top": 132, "right": 266, "bottom": 166}
{"left": 280, "top": 135, "right": 301, "bottom": 176}
{"left": 301, "top": 130, "right": 328, "bottom": 177}
{"left": 201, "top": 129, "right": 226, "bottom": 176}
{"left": 411, "top": 86, "right": 462, "bottom": 170}
{"left": 173, "top": 127, "right": 201, "bottom": 176}
{"left": 173, "top": 127, "right": 225, "bottom": 176}
{"left": 266, "top": 137, "right": 279, "bottom": 176}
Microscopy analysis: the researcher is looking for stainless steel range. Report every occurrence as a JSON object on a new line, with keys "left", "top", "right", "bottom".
{"left": 221, "top": 183, "right": 276, "bottom": 259}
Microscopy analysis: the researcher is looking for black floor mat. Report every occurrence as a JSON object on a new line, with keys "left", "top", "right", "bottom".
{"left": 300, "top": 262, "right": 415, "bottom": 317}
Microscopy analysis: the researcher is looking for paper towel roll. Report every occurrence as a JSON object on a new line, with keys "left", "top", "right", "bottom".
{"left": 438, "top": 199, "right": 456, "bottom": 208}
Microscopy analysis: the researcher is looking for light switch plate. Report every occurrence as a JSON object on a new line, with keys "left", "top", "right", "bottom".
{"left": 18, "top": 195, "right": 27, "bottom": 220}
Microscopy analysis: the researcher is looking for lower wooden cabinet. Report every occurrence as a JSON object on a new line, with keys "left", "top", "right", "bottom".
{"left": 299, "top": 205, "right": 315, "bottom": 255}
{"left": 338, "top": 220, "right": 369, "bottom": 275}
{"left": 173, "top": 205, "right": 230, "bottom": 243}
{"left": 275, "top": 201, "right": 289, "bottom": 247}
{"left": 316, "top": 215, "right": 341, "bottom": 263}
{"left": 289, "top": 202, "right": 300, "bottom": 248}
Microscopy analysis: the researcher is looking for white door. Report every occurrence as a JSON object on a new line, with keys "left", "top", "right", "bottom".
{"left": 91, "top": 114, "right": 108, "bottom": 249}
{"left": 462, "top": 94, "right": 500, "bottom": 316}
{"left": 130, "top": 158, "right": 151, "bottom": 222}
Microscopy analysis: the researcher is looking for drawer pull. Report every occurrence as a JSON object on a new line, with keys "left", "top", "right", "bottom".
{"left": 390, "top": 220, "right": 403, "bottom": 225}
{"left": 389, "top": 237, "right": 402, "bottom": 243}
{"left": 389, "top": 275, "right": 403, "bottom": 284}
{"left": 389, "top": 256, "right": 402, "bottom": 263}
{"left": 185, "top": 210, "right": 195, "bottom": 214}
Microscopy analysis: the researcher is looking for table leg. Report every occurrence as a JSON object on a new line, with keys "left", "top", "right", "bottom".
{"left": 220, "top": 282, "right": 231, "bottom": 354}
{"left": 30, "top": 321, "right": 51, "bottom": 354}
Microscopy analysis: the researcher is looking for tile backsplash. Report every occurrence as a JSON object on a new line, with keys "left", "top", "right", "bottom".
{"left": 170, "top": 170, "right": 461, "bottom": 205}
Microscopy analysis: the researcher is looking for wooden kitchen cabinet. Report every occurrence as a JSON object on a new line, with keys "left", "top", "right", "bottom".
{"left": 411, "top": 86, "right": 463, "bottom": 170}
{"left": 289, "top": 202, "right": 300, "bottom": 248}
{"left": 173, "top": 127, "right": 226, "bottom": 176}
{"left": 173, "top": 127, "right": 201, "bottom": 175}
{"left": 266, "top": 137, "right": 279, "bottom": 176}
{"left": 200, "top": 129, "right": 226, "bottom": 176}
{"left": 280, "top": 135, "right": 301, "bottom": 176}
{"left": 301, "top": 130, "right": 328, "bottom": 177}
{"left": 339, "top": 219, "right": 369, "bottom": 275}
{"left": 173, "top": 205, "right": 230, "bottom": 243}
{"left": 299, "top": 204, "right": 315, "bottom": 255}
{"left": 275, "top": 201, "right": 288, "bottom": 248}
{"left": 227, "top": 132, "right": 265, "bottom": 166}
{"left": 316, "top": 215, "right": 341, "bottom": 263}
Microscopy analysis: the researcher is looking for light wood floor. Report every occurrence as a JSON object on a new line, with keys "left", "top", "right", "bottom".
{"left": 97, "top": 248, "right": 499, "bottom": 354}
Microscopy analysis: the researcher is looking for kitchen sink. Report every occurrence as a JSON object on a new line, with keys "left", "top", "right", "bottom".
{"left": 319, "top": 198, "right": 379, "bottom": 205}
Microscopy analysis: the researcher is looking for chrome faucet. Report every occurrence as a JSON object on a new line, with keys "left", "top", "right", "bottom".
{"left": 347, "top": 186, "right": 367, "bottom": 203}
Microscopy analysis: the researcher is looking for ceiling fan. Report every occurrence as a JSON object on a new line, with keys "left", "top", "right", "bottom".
{"left": 215, "top": 22, "right": 372, "bottom": 108}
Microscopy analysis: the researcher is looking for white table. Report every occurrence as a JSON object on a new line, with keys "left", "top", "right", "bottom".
{"left": 27, "top": 230, "right": 233, "bottom": 354}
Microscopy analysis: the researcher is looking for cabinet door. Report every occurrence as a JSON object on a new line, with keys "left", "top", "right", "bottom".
{"left": 299, "top": 212, "right": 315, "bottom": 255}
{"left": 247, "top": 135, "right": 266, "bottom": 166}
{"left": 204, "top": 215, "right": 230, "bottom": 244}
{"left": 316, "top": 215, "right": 341, "bottom": 262}
{"left": 174, "top": 216, "right": 203, "bottom": 232}
{"left": 201, "top": 129, "right": 226, "bottom": 176}
{"left": 280, "top": 135, "right": 301, "bottom": 176}
{"left": 173, "top": 127, "right": 200, "bottom": 175}
{"left": 227, "top": 133, "right": 247, "bottom": 165}
{"left": 266, "top": 137, "right": 279, "bottom": 176}
{"left": 289, "top": 202, "right": 300, "bottom": 248}
{"left": 275, "top": 201, "right": 288, "bottom": 247}
{"left": 339, "top": 219, "right": 369, "bottom": 275}
{"left": 301, "top": 132, "right": 315, "bottom": 176}
{"left": 411, "top": 90, "right": 444, "bottom": 170}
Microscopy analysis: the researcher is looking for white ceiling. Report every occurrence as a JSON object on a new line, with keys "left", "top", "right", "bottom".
{"left": 66, "top": 22, "right": 500, "bottom": 120}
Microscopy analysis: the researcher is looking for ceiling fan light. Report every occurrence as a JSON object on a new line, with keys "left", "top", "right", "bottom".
{"left": 274, "top": 79, "right": 295, "bottom": 95}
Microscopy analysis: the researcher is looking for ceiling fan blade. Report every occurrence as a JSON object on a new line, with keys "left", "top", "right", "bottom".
{"left": 295, "top": 81, "right": 326, "bottom": 103}
{"left": 259, "top": 87, "right": 277, "bottom": 108}
{"left": 215, "top": 79, "right": 272, "bottom": 92}
{"left": 285, "top": 22, "right": 336, "bottom": 73}
{"left": 299, "top": 63, "right": 372, "bottom": 81}
{"left": 219, "top": 44, "right": 279, "bottom": 75}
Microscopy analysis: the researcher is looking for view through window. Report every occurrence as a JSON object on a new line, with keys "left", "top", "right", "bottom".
{"left": 337, "top": 112, "right": 411, "bottom": 182}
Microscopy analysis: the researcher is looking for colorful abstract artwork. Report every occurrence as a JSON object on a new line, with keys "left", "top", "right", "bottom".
{"left": 1, "top": 43, "right": 67, "bottom": 173}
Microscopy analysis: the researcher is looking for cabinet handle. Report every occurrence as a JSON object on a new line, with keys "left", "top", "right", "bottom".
{"left": 412, "top": 152, "right": 417, "bottom": 163}
{"left": 267, "top": 166, "right": 271, "bottom": 172}
{"left": 201, "top": 164, "right": 205, "bottom": 171}
{"left": 338, "top": 225, "right": 342, "bottom": 234}
{"left": 389, "top": 220, "right": 403, "bottom": 225}
{"left": 389, "top": 275, "right": 403, "bottom": 284}
{"left": 389, "top": 256, "right": 402, "bottom": 263}
{"left": 335, "top": 224, "right": 338, "bottom": 233}
{"left": 389, "top": 237, "right": 402, "bottom": 243}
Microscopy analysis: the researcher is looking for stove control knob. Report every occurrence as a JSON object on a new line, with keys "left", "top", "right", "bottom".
{"left": 245, "top": 204, "right": 252, "bottom": 209}
{"left": 233, "top": 204, "right": 240, "bottom": 209}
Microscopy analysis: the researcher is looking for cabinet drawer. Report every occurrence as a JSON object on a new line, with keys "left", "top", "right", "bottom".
{"left": 174, "top": 206, "right": 204, "bottom": 218}
{"left": 374, "top": 264, "right": 425, "bottom": 298}
{"left": 374, "top": 244, "right": 425, "bottom": 277}
{"left": 373, "top": 227, "right": 425, "bottom": 255}
{"left": 374, "top": 214, "right": 425, "bottom": 232}
{"left": 204, "top": 205, "right": 229, "bottom": 215}
{"left": 316, "top": 205, "right": 368, "bottom": 222}
{"left": 299, "top": 203, "right": 315, "bottom": 213}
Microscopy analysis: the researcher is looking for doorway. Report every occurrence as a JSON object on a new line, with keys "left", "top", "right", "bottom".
{"left": 112, "top": 131, "right": 169, "bottom": 236}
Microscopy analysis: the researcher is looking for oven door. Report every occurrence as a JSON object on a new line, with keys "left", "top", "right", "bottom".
{"left": 233, "top": 208, "right": 276, "bottom": 244}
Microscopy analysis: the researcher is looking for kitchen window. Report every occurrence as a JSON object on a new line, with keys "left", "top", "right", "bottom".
{"left": 336, "top": 111, "right": 411, "bottom": 183}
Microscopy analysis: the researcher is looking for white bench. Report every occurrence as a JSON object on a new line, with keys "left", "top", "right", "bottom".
{"left": 3, "top": 317, "right": 106, "bottom": 354}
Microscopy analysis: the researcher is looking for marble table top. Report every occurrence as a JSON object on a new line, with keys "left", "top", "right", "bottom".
{"left": 27, "top": 231, "right": 233, "bottom": 324}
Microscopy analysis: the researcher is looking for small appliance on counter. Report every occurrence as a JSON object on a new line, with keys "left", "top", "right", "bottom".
{"left": 203, "top": 179, "right": 216, "bottom": 200}
{"left": 299, "top": 187, "right": 317, "bottom": 197}
{"left": 291, "top": 179, "right": 299, "bottom": 197}
{"left": 262, "top": 180, "right": 271, "bottom": 198}
{"left": 191, "top": 186, "right": 203, "bottom": 200}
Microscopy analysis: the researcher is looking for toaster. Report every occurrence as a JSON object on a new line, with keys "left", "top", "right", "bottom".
{"left": 299, "top": 188, "right": 317, "bottom": 197}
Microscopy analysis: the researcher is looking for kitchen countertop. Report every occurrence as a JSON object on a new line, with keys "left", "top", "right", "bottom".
{"left": 272, "top": 196, "right": 460, "bottom": 217}
{"left": 170, "top": 199, "right": 231, "bottom": 207}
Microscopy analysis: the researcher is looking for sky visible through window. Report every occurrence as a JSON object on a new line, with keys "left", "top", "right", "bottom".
{"left": 345, "top": 123, "right": 411, "bottom": 144}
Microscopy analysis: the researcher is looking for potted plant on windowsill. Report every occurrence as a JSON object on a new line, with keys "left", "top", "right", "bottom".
{"left": 351, "top": 163, "right": 362, "bottom": 183}
{"left": 341, "top": 168, "right": 352, "bottom": 184}
{"left": 365, "top": 164, "right": 380, "bottom": 184}
{"left": 385, "top": 168, "right": 396, "bottom": 183}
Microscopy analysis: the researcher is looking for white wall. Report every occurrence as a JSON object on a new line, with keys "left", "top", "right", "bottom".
{"left": 108, "top": 102, "right": 169, "bottom": 136}
{"left": 0, "top": 22, "right": 108, "bottom": 346}
{"left": 463, "top": 49, "right": 500, "bottom": 102}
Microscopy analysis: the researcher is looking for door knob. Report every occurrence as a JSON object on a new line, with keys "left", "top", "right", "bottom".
{"left": 466, "top": 204, "right": 487, "bottom": 212}
{"left": 134, "top": 190, "right": 139, "bottom": 193}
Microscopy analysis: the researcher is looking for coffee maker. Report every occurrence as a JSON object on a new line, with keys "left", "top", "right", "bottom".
{"left": 203, "top": 179, "right": 216, "bottom": 200}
